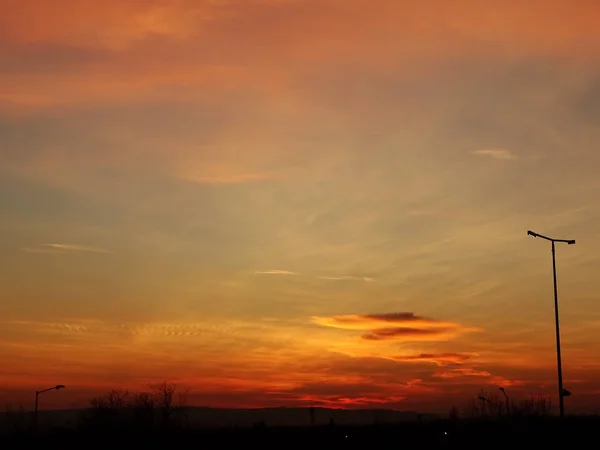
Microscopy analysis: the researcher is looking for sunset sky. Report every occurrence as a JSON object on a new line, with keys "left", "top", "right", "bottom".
{"left": 2, "top": 0, "right": 600, "bottom": 414}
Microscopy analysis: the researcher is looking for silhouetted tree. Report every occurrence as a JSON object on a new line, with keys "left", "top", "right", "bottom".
{"left": 512, "top": 395, "right": 552, "bottom": 417}
{"left": 85, "top": 383, "right": 191, "bottom": 430}
{"left": 89, "top": 389, "right": 129, "bottom": 427}
{"left": 177, "top": 387, "right": 191, "bottom": 428}
{"left": 128, "top": 392, "right": 155, "bottom": 428}
{"left": 464, "top": 391, "right": 553, "bottom": 419}
{"left": 91, "top": 389, "right": 129, "bottom": 410}
{"left": 2, "top": 404, "right": 26, "bottom": 433}
{"left": 449, "top": 405, "right": 460, "bottom": 421}
{"left": 150, "top": 381, "right": 177, "bottom": 426}
{"left": 484, "top": 391, "right": 504, "bottom": 417}
{"left": 464, "top": 397, "right": 484, "bottom": 419}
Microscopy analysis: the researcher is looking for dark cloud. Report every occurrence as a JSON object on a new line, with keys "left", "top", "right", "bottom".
{"left": 363, "top": 312, "right": 429, "bottom": 323}
{"left": 312, "top": 312, "right": 446, "bottom": 329}
{"left": 313, "top": 312, "right": 478, "bottom": 342}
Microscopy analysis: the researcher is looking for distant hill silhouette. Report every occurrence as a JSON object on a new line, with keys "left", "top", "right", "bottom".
{"left": 1, "top": 406, "right": 428, "bottom": 431}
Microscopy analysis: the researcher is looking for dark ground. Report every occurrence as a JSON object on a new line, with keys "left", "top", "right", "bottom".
{"left": 2, "top": 417, "right": 599, "bottom": 449}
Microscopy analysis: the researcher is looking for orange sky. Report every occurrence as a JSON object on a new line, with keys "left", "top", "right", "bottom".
{"left": 1, "top": 0, "right": 600, "bottom": 414}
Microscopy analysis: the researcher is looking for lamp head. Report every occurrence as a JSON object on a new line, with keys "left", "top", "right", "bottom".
{"left": 499, "top": 387, "right": 505, "bottom": 392}
{"left": 567, "top": 240, "right": 576, "bottom": 245}
{"left": 478, "top": 396, "right": 485, "bottom": 401}
{"left": 527, "top": 230, "right": 537, "bottom": 238}
{"left": 55, "top": 385, "right": 65, "bottom": 390}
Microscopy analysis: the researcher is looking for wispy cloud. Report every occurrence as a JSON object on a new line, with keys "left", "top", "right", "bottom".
{"left": 433, "top": 368, "right": 491, "bottom": 378}
{"left": 312, "top": 312, "right": 480, "bottom": 342}
{"left": 472, "top": 148, "right": 517, "bottom": 160}
{"left": 44, "top": 244, "right": 111, "bottom": 253}
{"left": 362, "top": 327, "right": 454, "bottom": 341}
{"left": 255, "top": 270, "right": 297, "bottom": 275}
{"left": 2, "top": 319, "right": 238, "bottom": 340}
{"left": 391, "top": 353, "right": 475, "bottom": 366}
{"left": 20, "top": 244, "right": 111, "bottom": 254}
{"left": 431, "top": 367, "right": 526, "bottom": 387}
{"left": 319, "top": 276, "right": 376, "bottom": 282}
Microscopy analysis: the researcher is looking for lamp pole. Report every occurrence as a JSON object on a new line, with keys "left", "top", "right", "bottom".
{"left": 499, "top": 387, "right": 509, "bottom": 415}
{"left": 34, "top": 385, "right": 65, "bottom": 430}
{"left": 527, "top": 230, "right": 575, "bottom": 418}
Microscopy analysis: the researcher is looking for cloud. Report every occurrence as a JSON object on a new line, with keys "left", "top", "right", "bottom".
{"left": 44, "top": 244, "right": 111, "bottom": 253}
{"left": 430, "top": 368, "right": 525, "bottom": 387}
{"left": 362, "top": 327, "right": 450, "bottom": 341}
{"left": 312, "top": 312, "right": 480, "bottom": 342}
{"left": 3, "top": 0, "right": 598, "bottom": 116}
{"left": 319, "top": 276, "right": 375, "bottom": 282}
{"left": 0, "top": 0, "right": 223, "bottom": 50}
{"left": 20, "top": 244, "right": 111, "bottom": 254}
{"left": 255, "top": 270, "right": 297, "bottom": 275}
{"left": 2, "top": 319, "right": 239, "bottom": 341}
{"left": 392, "top": 353, "right": 474, "bottom": 366}
{"left": 472, "top": 148, "right": 517, "bottom": 160}
{"left": 312, "top": 313, "right": 454, "bottom": 330}
{"left": 364, "top": 313, "right": 434, "bottom": 323}
{"left": 433, "top": 368, "right": 491, "bottom": 378}
{"left": 3, "top": 0, "right": 599, "bottom": 58}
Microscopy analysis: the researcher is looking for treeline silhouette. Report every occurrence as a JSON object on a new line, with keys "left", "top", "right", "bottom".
{"left": 85, "top": 381, "right": 189, "bottom": 430}
{"left": 2, "top": 383, "right": 600, "bottom": 449}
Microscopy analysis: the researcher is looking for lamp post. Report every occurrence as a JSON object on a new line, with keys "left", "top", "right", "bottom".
{"left": 477, "top": 395, "right": 487, "bottom": 416}
{"left": 499, "top": 387, "right": 509, "bottom": 415}
{"left": 527, "top": 230, "right": 576, "bottom": 418}
{"left": 34, "top": 385, "right": 65, "bottom": 430}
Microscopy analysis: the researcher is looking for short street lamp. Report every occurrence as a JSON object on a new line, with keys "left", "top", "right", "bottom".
{"left": 499, "top": 387, "right": 509, "bottom": 415}
{"left": 34, "top": 385, "right": 65, "bottom": 429}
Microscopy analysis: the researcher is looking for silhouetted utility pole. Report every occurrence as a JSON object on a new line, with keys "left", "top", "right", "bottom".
{"left": 528, "top": 230, "right": 576, "bottom": 418}
{"left": 309, "top": 406, "right": 315, "bottom": 426}
{"left": 34, "top": 385, "right": 65, "bottom": 430}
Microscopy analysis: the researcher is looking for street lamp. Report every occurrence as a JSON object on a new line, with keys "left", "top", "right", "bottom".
{"left": 477, "top": 395, "right": 487, "bottom": 416}
{"left": 499, "top": 387, "right": 509, "bottom": 415}
{"left": 527, "top": 230, "right": 576, "bottom": 418}
{"left": 34, "top": 385, "right": 65, "bottom": 430}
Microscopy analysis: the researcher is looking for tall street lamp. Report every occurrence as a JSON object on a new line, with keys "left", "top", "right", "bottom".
{"left": 34, "top": 385, "right": 65, "bottom": 430}
{"left": 527, "top": 230, "right": 575, "bottom": 418}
